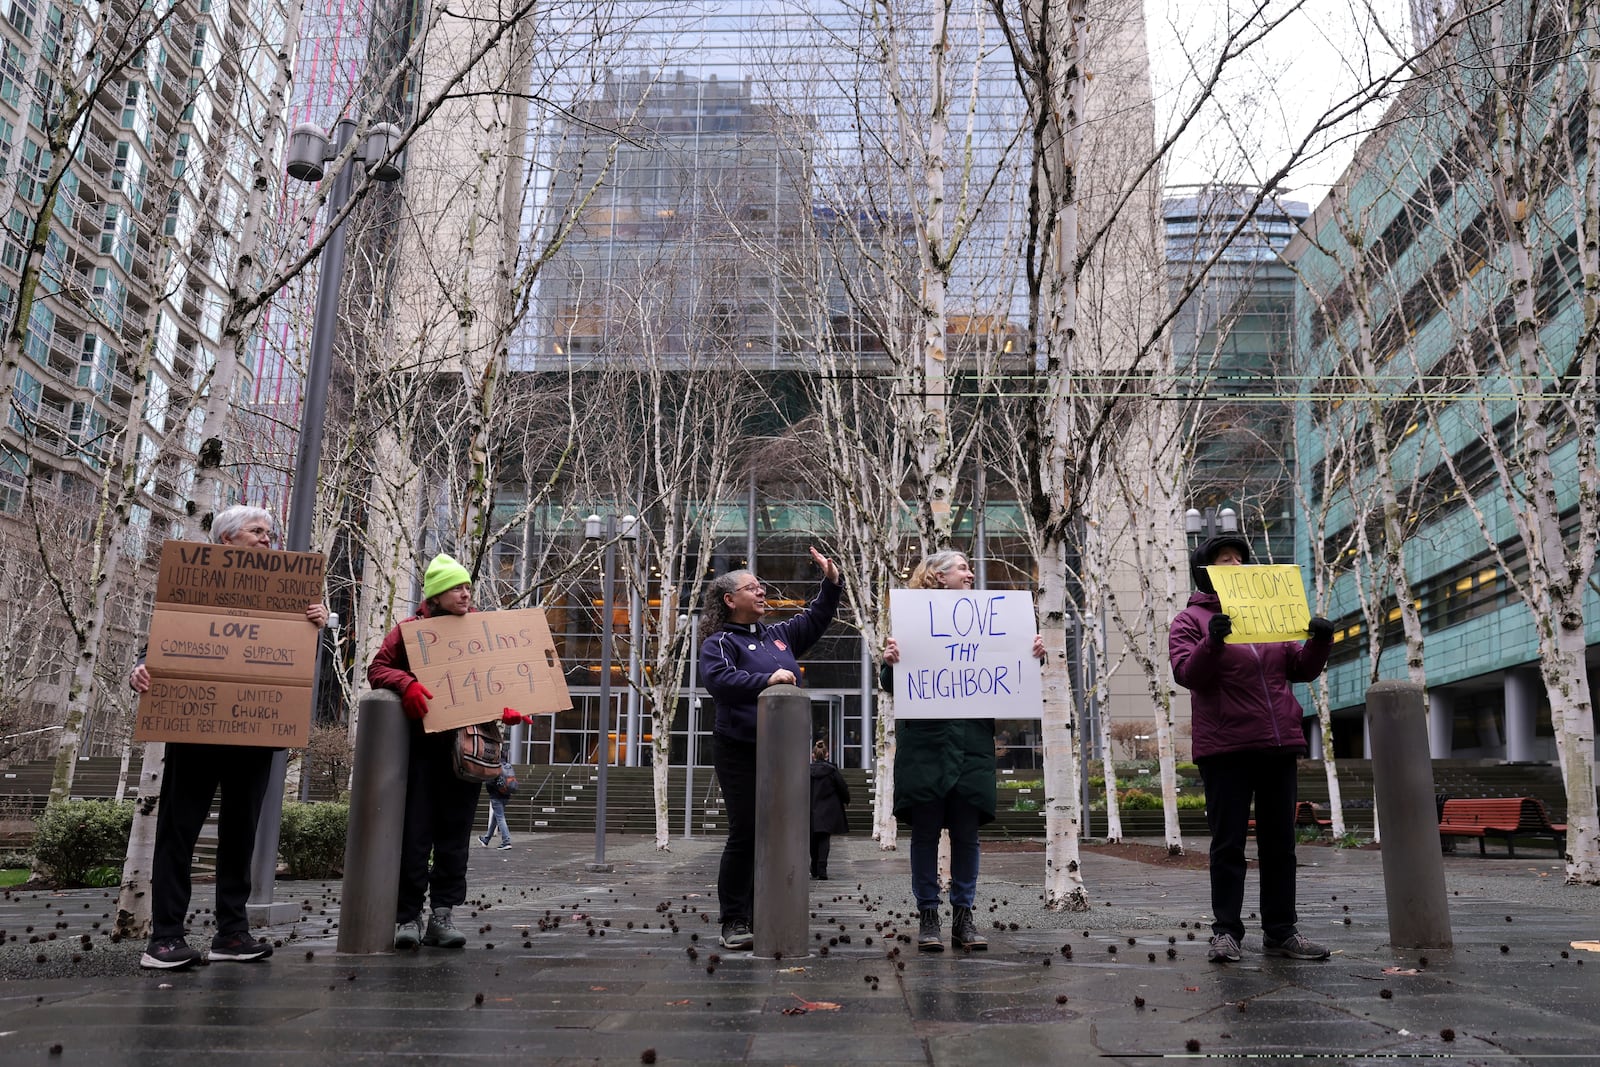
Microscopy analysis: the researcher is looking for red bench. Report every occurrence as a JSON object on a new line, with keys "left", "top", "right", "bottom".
{"left": 1248, "top": 801, "right": 1330, "bottom": 833}
{"left": 1438, "top": 797, "right": 1567, "bottom": 857}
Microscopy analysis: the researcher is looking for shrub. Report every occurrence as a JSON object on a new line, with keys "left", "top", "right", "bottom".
{"left": 32, "top": 799, "right": 133, "bottom": 886}
{"left": 278, "top": 802, "right": 349, "bottom": 879}
{"left": 1174, "top": 761, "right": 1200, "bottom": 780}
{"left": 1176, "top": 793, "right": 1206, "bottom": 810}
{"left": 1117, "top": 788, "right": 1162, "bottom": 810}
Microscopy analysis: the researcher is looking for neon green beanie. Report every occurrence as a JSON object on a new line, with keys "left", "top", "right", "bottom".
{"left": 422, "top": 553, "right": 472, "bottom": 600}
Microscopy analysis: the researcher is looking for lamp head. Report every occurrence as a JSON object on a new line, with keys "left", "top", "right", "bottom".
{"left": 363, "top": 122, "right": 404, "bottom": 182}
{"left": 286, "top": 123, "right": 330, "bottom": 182}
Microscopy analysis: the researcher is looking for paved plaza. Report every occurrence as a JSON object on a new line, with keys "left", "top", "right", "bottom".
{"left": 2, "top": 831, "right": 1598, "bottom": 1065}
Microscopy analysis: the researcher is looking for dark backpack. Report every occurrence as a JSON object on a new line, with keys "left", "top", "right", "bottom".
{"left": 493, "top": 765, "right": 519, "bottom": 797}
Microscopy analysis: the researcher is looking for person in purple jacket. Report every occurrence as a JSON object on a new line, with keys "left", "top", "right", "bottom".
{"left": 1169, "top": 533, "right": 1336, "bottom": 965}
{"left": 700, "top": 546, "right": 842, "bottom": 950}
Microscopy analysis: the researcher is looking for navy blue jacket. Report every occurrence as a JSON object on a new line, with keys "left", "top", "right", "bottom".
{"left": 700, "top": 579, "right": 842, "bottom": 743}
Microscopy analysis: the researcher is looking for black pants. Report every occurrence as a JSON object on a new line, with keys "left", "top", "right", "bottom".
{"left": 810, "top": 832, "right": 832, "bottom": 877}
{"left": 713, "top": 734, "right": 757, "bottom": 922}
{"left": 150, "top": 743, "right": 274, "bottom": 941}
{"left": 1198, "top": 750, "right": 1300, "bottom": 943}
{"left": 396, "top": 723, "right": 482, "bottom": 924}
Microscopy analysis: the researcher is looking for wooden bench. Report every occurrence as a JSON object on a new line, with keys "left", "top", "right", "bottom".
{"left": 1248, "top": 801, "right": 1330, "bottom": 834}
{"left": 1438, "top": 797, "right": 1567, "bottom": 857}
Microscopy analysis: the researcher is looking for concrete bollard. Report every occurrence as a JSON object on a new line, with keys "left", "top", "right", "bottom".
{"left": 753, "top": 683, "right": 811, "bottom": 959}
{"left": 1367, "top": 680, "right": 1453, "bottom": 949}
{"left": 336, "top": 690, "right": 409, "bottom": 954}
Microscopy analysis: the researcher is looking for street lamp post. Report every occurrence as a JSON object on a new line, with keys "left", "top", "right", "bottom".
{"left": 1184, "top": 505, "right": 1239, "bottom": 543}
{"left": 248, "top": 117, "right": 404, "bottom": 920}
{"left": 584, "top": 513, "right": 638, "bottom": 871}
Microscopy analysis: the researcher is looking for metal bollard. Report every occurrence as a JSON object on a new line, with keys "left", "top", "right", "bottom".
{"left": 1367, "top": 680, "right": 1453, "bottom": 949}
{"left": 753, "top": 684, "right": 811, "bottom": 959}
{"left": 337, "top": 690, "right": 410, "bottom": 953}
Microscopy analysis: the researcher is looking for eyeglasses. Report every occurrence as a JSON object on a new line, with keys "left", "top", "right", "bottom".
{"left": 241, "top": 525, "right": 277, "bottom": 541}
{"left": 734, "top": 583, "right": 765, "bottom": 595}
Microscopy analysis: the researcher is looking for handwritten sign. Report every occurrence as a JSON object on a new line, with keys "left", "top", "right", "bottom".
{"left": 889, "top": 590, "right": 1042, "bottom": 720}
{"left": 400, "top": 608, "right": 571, "bottom": 733}
{"left": 136, "top": 540, "right": 325, "bottom": 748}
{"left": 1208, "top": 564, "right": 1312, "bottom": 643}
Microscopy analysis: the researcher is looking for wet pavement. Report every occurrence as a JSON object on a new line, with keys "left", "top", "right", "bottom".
{"left": 2, "top": 831, "right": 1598, "bottom": 1065}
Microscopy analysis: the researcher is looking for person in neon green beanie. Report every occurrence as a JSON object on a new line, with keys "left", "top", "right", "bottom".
{"left": 367, "top": 552, "right": 531, "bottom": 950}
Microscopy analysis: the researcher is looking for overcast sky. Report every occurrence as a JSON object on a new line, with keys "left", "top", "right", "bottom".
{"left": 1146, "top": 0, "right": 1414, "bottom": 207}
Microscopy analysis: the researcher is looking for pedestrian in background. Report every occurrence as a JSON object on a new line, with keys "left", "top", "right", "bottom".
{"left": 479, "top": 756, "right": 516, "bottom": 850}
{"left": 808, "top": 738, "right": 850, "bottom": 879}
{"left": 1169, "top": 532, "right": 1336, "bottom": 965}
{"left": 700, "top": 546, "right": 842, "bottom": 950}
{"left": 130, "top": 504, "right": 328, "bottom": 970}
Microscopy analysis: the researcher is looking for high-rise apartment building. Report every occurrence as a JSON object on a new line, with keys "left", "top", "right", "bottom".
{"left": 0, "top": 0, "right": 296, "bottom": 753}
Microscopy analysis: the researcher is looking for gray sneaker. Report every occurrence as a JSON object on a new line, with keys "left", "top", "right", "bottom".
{"left": 1207, "top": 932, "right": 1242, "bottom": 963}
{"left": 393, "top": 918, "right": 424, "bottom": 951}
{"left": 1262, "top": 932, "right": 1329, "bottom": 960}
{"left": 423, "top": 906, "right": 467, "bottom": 948}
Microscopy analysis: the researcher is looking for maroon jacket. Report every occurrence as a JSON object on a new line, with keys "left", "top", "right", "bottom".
{"left": 1168, "top": 591, "right": 1332, "bottom": 759}
{"left": 367, "top": 603, "right": 479, "bottom": 693}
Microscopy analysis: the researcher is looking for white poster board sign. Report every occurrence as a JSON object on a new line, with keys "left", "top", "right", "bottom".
{"left": 889, "top": 590, "right": 1042, "bottom": 720}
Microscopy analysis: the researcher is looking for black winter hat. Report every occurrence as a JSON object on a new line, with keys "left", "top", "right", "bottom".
{"left": 1190, "top": 533, "right": 1251, "bottom": 593}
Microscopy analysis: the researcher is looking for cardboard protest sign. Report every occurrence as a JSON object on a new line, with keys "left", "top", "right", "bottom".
{"left": 136, "top": 540, "right": 326, "bottom": 748}
{"left": 889, "top": 590, "right": 1042, "bottom": 720}
{"left": 1207, "top": 564, "right": 1312, "bottom": 643}
{"left": 400, "top": 608, "right": 571, "bottom": 733}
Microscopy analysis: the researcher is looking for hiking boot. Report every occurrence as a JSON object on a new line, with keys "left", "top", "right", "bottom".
{"left": 208, "top": 931, "right": 274, "bottom": 962}
{"left": 424, "top": 906, "right": 467, "bottom": 948}
{"left": 917, "top": 908, "right": 944, "bottom": 952}
{"left": 719, "top": 919, "right": 753, "bottom": 950}
{"left": 140, "top": 936, "right": 201, "bottom": 970}
{"left": 950, "top": 906, "right": 987, "bottom": 950}
{"left": 393, "top": 918, "right": 424, "bottom": 950}
{"left": 1208, "top": 932, "right": 1242, "bottom": 963}
{"left": 1262, "top": 932, "right": 1330, "bottom": 960}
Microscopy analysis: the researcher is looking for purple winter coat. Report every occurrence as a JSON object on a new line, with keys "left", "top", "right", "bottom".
{"left": 1168, "top": 591, "right": 1332, "bottom": 759}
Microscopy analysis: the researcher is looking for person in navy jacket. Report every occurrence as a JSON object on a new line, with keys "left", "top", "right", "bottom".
{"left": 700, "top": 546, "right": 841, "bottom": 949}
{"left": 1169, "top": 533, "right": 1335, "bottom": 965}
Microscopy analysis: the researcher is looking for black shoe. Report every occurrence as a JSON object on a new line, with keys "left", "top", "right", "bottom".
{"left": 208, "top": 931, "right": 274, "bottom": 962}
{"left": 917, "top": 908, "right": 944, "bottom": 952}
{"left": 140, "top": 936, "right": 201, "bottom": 970}
{"left": 719, "top": 919, "right": 753, "bottom": 950}
{"left": 950, "top": 905, "right": 987, "bottom": 950}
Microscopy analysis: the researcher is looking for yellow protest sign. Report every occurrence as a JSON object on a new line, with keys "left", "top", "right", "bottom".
{"left": 1207, "top": 564, "right": 1312, "bottom": 644}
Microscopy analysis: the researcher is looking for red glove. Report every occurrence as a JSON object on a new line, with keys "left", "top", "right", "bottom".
{"left": 401, "top": 681, "right": 433, "bottom": 720}
{"left": 501, "top": 707, "right": 534, "bottom": 725}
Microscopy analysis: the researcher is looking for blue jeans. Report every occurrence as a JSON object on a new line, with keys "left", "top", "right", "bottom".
{"left": 908, "top": 795, "right": 981, "bottom": 909}
{"left": 482, "top": 796, "right": 511, "bottom": 845}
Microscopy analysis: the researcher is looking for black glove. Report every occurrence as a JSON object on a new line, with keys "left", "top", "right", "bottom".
{"left": 1307, "top": 616, "right": 1335, "bottom": 642}
{"left": 1207, "top": 613, "right": 1233, "bottom": 644}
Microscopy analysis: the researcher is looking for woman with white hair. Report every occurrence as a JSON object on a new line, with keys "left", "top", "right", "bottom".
{"left": 129, "top": 505, "right": 327, "bottom": 970}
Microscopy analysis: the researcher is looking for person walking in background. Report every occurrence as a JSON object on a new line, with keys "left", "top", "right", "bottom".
{"left": 882, "top": 550, "right": 1045, "bottom": 953}
{"left": 479, "top": 756, "right": 516, "bottom": 850}
{"left": 130, "top": 505, "right": 328, "bottom": 970}
{"left": 1169, "top": 532, "right": 1336, "bottom": 965}
{"left": 700, "top": 546, "right": 842, "bottom": 950}
{"left": 369, "top": 553, "right": 534, "bottom": 950}
{"left": 808, "top": 739, "right": 850, "bottom": 880}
